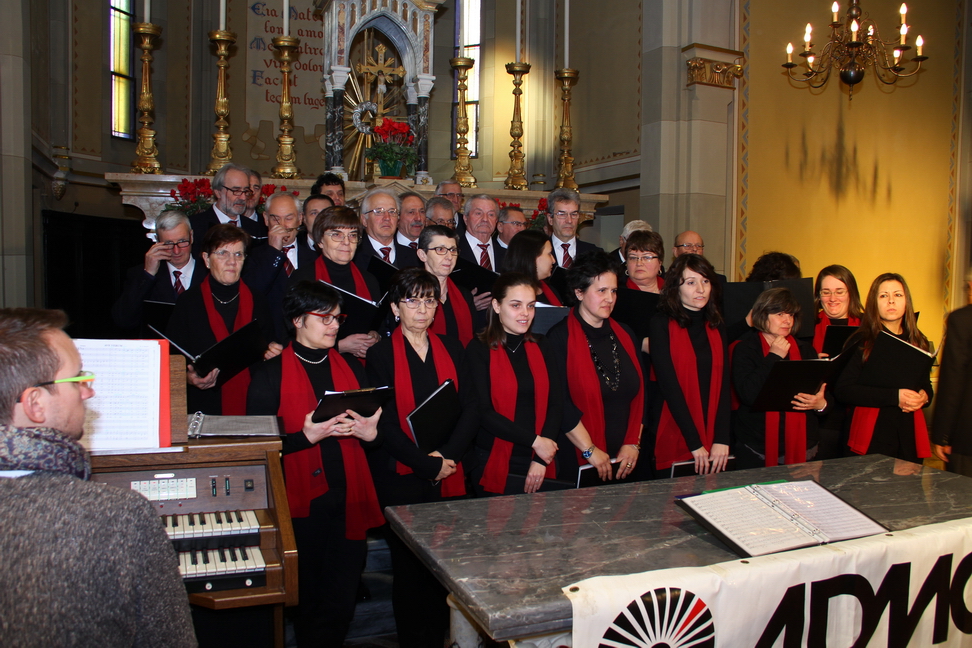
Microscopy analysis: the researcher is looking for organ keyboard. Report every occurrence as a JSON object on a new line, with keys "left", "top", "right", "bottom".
{"left": 91, "top": 437, "right": 296, "bottom": 648}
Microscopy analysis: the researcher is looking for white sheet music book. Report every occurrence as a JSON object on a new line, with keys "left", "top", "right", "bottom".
{"left": 74, "top": 339, "right": 165, "bottom": 452}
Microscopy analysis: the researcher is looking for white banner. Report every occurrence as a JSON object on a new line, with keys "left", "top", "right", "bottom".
{"left": 565, "top": 518, "right": 972, "bottom": 647}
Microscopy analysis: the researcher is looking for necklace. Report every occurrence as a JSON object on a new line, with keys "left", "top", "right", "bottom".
{"left": 506, "top": 337, "right": 524, "bottom": 354}
{"left": 294, "top": 350, "right": 327, "bottom": 365}
{"left": 211, "top": 291, "right": 239, "bottom": 305}
{"left": 588, "top": 333, "right": 621, "bottom": 391}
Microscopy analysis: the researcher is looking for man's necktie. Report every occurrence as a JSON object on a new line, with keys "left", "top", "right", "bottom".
{"left": 282, "top": 245, "right": 295, "bottom": 276}
{"left": 380, "top": 247, "right": 392, "bottom": 263}
{"left": 478, "top": 244, "right": 492, "bottom": 271}
{"left": 173, "top": 271, "right": 185, "bottom": 296}
{"left": 409, "top": 241, "right": 418, "bottom": 250}
{"left": 561, "top": 243, "right": 573, "bottom": 269}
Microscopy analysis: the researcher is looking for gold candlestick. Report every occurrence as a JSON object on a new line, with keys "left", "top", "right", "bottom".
{"left": 131, "top": 23, "right": 163, "bottom": 174}
{"left": 204, "top": 30, "right": 237, "bottom": 175}
{"left": 554, "top": 68, "right": 579, "bottom": 190}
{"left": 504, "top": 62, "right": 531, "bottom": 190}
{"left": 450, "top": 56, "right": 477, "bottom": 188}
{"left": 270, "top": 35, "right": 301, "bottom": 179}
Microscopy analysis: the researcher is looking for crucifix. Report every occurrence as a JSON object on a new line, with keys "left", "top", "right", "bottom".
{"left": 355, "top": 43, "right": 405, "bottom": 114}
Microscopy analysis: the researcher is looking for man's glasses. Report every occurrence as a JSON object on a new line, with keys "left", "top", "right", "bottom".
{"left": 223, "top": 187, "right": 254, "bottom": 197}
{"left": 499, "top": 220, "right": 527, "bottom": 228}
{"left": 427, "top": 246, "right": 459, "bottom": 256}
{"left": 160, "top": 239, "right": 191, "bottom": 249}
{"left": 304, "top": 312, "right": 348, "bottom": 325}
{"left": 437, "top": 192, "right": 465, "bottom": 200}
{"left": 364, "top": 208, "right": 399, "bottom": 217}
{"left": 18, "top": 371, "right": 95, "bottom": 402}
{"left": 401, "top": 298, "right": 438, "bottom": 309}
{"left": 324, "top": 230, "right": 360, "bottom": 244}
{"left": 552, "top": 211, "right": 580, "bottom": 221}
{"left": 675, "top": 243, "right": 704, "bottom": 251}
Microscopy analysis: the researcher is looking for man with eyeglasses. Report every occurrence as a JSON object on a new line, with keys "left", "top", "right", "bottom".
{"left": 672, "top": 230, "right": 706, "bottom": 262}
{"left": 546, "top": 187, "right": 602, "bottom": 270}
{"left": 111, "top": 210, "right": 207, "bottom": 336}
{"left": 495, "top": 206, "right": 528, "bottom": 249}
{"left": 241, "top": 169, "right": 270, "bottom": 238}
{"left": 434, "top": 180, "right": 465, "bottom": 222}
{"left": 353, "top": 188, "right": 420, "bottom": 271}
{"left": 0, "top": 308, "right": 196, "bottom": 647}
{"left": 426, "top": 196, "right": 458, "bottom": 229}
{"left": 190, "top": 162, "right": 265, "bottom": 255}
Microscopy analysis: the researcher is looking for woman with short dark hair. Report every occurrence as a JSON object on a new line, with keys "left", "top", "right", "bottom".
{"left": 623, "top": 230, "right": 665, "bottom": 294}
{"left": 246, "top": 280, "right": 383, "bottom": 648}
{"left": 732, "top": 287, "right": 829, "bottom": 469}
{"left": 649, "top": 254, "right": 731, "bottom": 475}
{"left": 417, "top": 225, "right": 477, "bottom": 346}
{"left": 462, "top": 273, "right": 573, "bottom": 495}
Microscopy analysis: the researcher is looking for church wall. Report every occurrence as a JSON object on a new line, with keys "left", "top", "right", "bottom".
{"left": 738, "top": 0, "right": 963, "bottom": 346}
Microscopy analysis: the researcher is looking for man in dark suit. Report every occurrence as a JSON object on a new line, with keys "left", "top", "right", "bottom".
{"left": 495, "top": 205, "right": 528, "bottom": 250}
{"left": 458, "top": 194, "right": 503, "bottom": 312}
{"left": 426, "top": 196, "right": 458, "bottom": 229}
{"left": 353, "top": 188, "right": 419, "bottom": 272}
{"left": 311, "top": 172, "right": 346, "bottom": 206}
{"left": 435, "top": 179, "right": 465, "bottom": 226}
{"left": 241, "top": 169, "right": 269, "bottom": 238}
{"left": 546, "top": 187, "right": 602, "bottom": 269}
{"left": 609, "top": 219, "right": 653, "bottom": 266}
{"left": 932, "top": 283, "right": 972, "bottom": 477}
{"left": 189, "top": 163, "right": 265, "bottom": 256}
{"left": 299, "top": 193, "right": 334, "bottom": 253}
{"left": 244, "top": 193, "right": 317, "bottom": 341}
{"left": 396, "top": 191, "right": 427, "bottom": 250}
{"left": 111, "top": 210, "right": 207, "bottom": 336}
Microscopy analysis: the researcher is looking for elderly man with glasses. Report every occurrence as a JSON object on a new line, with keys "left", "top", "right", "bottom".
{"left": 671, "top": 230, "right": 706, "bottom": 262}
{"left": 190, "top": 162, "right": 265, "bottom": 255}
{"left": 112, "top": 210, "right": 208, "bottom": 336}
{"left": 546, "top": 187, "right": 602, "bottom": 270}
{"left": 353, "top": 187, "right": 420, "bottom": 271}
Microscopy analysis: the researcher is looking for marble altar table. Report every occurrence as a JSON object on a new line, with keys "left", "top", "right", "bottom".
{"left": 386, "top": 455, "right": 972, "bottom": 644}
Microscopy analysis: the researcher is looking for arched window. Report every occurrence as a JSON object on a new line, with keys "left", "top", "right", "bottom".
{"left": 109, "top": 0, "right": 135, "bottom": 139}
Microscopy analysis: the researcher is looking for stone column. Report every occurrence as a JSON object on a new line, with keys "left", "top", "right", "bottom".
{"left": 414, "top": 73, "right": 435, "bottom": 186}
{"left": 327, "top": 65, "right": 351, "bottom": 178}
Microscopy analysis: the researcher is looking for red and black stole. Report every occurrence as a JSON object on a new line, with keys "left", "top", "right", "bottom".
{"left": 539, "top": 280, "right": 563, "bottom": 306}
{"left": 654, "top": 318, "right": 724, "bottom": 470}
{"left": 812, "top": 311, "right": 860, "bottom": 355}
{"left": 480, "top": 341, "right": 553, "bottom": 494}
{"left": 626, "top": 276, "right": 664, "bottom": 292}
{"left": 278, "top": 345, "right": 383, "bottom": 539}
{"left": 391, "top": 328, "right": 466, "bottom": 497}
{"left": 429, "top": 277, "right": 474, "bottom": 347}
{"left": 314, "top": 256, "right": 372, "bottom": 301}
{"left": 200, "top": 275, "right": 254, "bottom": 415}
{"left": 566, "top": 312, "right": 643, "bottom": 460}
{"left": 758, "top": 334, "right": 806, "bottom": 466}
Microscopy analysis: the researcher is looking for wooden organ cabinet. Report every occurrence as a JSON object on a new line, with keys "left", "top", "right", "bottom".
{"left": 91, "top": 438, "right": 297, "bottom": 648}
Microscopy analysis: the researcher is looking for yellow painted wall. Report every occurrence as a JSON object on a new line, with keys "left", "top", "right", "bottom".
{"left": 739, "top": 0, "right": 961, "bottom": 347}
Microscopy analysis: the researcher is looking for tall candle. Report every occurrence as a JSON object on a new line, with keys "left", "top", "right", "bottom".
{"left": 515, "top": 0, "right": 521, "bottom": 63}
{"left": 900, "top": 3, "right": 907, "bottom": 25}
{"left": 786, "top": 42, "right": 793, "bottom": 63}
{"left": 564, "top": 0, "right": 569, "bottom": 68}
{"left": 283, "top": 0, "right": 290, "bottom": 37}
{"left": 915, "top": 35, "right": 923, "bottom": 56}
{"left": 144, "top": 0, "right": 150, "bottom": 24}
{"left": 831, "top": 2, "right": 838, "bottom": 24}
{"left": 219, "top": 0, "right": 226, "bottom": 30}
{"left": 900, "top": 23, "right": 907, "bottom": 45}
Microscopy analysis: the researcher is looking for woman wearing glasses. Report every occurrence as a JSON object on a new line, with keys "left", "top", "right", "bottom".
{"left": 623, "top": 230, "right": 666, "bottom": 294}
{"left": 365, "top": 268, "right": 474, "bottom": 648}
{"left": 247, "top": 280, "right": 383, "bottom": 648}
{"left": 290, "top": 206, "right": 382, "bottom": 359}
{"left": 501, "top": 229, "right": 564, "bottom": 306}
{"left": 463, "top": 273, "right": 571, "bottom": 496}
{"left": 417, "top": 225, "right": 477, "bottom": 347}
{"left": 165, "top": 224, "right": 279, "bottom": 415}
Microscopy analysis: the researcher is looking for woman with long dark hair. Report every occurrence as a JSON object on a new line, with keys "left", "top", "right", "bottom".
{"left": 649, "top": 254, "right": 731, "bottom": 475}
{"left": 836, "top": 273, "right": 933, "bottom": 463}
{"left": 732, "top": 288, "right": 829, "bottom": 468}
{"left": 501, "top": 229, "right": 563, "bottom": 305}
{"left": 812, "top": 264, "right": 864, "bottom": 355}
{"left": 246, "top": 280, "right": 383, "bottom": 647}
{"left": 462, "top": 273, "right": 571, "bottom": 495}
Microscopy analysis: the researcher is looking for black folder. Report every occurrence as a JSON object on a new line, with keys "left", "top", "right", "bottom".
{"left": 858, "top": 331, "right": 935, "bottom": 391}
{"left": 612, "top": 288, "right": 661, "bottom": 339}
{"left": 821, "top": 325, "right": 859, "bottom": 357}
{"left": 312, "top": 386, "right": 395, "bottom": 423}
{"left": 723, "top": 278, "right": 815, "bottom": 338}
{"left": 367, "top": 255, "right": 399, "bottom": 294}
{"left": 532, "top": 304, "right": 570, "bottom": 335}
{"left": 576, "top": 460, "right": 625, "bottom": 488}
{"left": 750, "top": 353, "right": 851, "bottom": 412}
{"left": 152, "top": 320, "right": 267, "bottom": 385}
{"left": 450, "top": 257, "right": 499, "bottom": 295}
{"left": 406, "top": 379, "right": 461, "bottom": 453}
{"left": 322, "top": 281, "right": 389, "bottom": 333}
{"left": 142, "top": 300, "right": 175, "bottom": 335}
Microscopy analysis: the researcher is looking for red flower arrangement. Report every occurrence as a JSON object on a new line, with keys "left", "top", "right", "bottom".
{"left": 163, "top": 178, "right": 214, "bottom": 216}
{"left": 365, "top": 120, "right": 417, "bottom": 175}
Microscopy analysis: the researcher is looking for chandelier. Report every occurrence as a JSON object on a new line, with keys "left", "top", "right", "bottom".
{"left": 782, "top": 1, "right": 927, "bottom": 97}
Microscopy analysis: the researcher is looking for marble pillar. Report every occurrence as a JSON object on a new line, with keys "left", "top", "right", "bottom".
{"left": 414, "top": 74, "right": 434, "bottom": 186}
{"left": 327, "top": 65, "right": 351, "bottom": 178}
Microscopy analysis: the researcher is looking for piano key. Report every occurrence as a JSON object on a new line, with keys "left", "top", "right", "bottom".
{"left": 243, "top": 510, "right": 260, "bottom": 531}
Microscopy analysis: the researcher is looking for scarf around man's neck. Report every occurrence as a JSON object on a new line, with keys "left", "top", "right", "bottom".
{"left": 0, "top": 424, "right": 90, "bottom": 480}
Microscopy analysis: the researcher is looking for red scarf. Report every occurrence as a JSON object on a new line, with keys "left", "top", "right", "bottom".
{"left": 758, "top": 334, "right": 807, "bottom": 466}
{"left": 540, "top": 280, "right": 563, "bottom": 306}
{"left": 480, "top": 341, "right": 553, "bottom": 494}
{"left": 200, "top": 275, "right": 254, "bottom": 415}
{"left": 812, "top": 311, "right": 861, "bottom": 355}
{"left": 429, "top": 277, "right": 474, "bottom": 346}
{"left": 654, "top": 319, "right": 724, "bottom": 470}
{"left": 566, "top": 312, "right": 643, "bottom": 459}
{"left": 847, "top": 402, "right": 931, "bottom": 459}
{"left": 314, "top": 256, "right": 372, "bottom": 301}
{"left": 626, "top": 276, "right": 664, "bottom": 292}
{"left": 278, "top": 345, "right": 383, "bottom": 539}
{"left": 391, "top": 328, "right": 466, "bottom": 497}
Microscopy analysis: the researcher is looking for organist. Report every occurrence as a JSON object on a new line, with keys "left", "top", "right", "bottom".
{"left": 0, "top": 307, "right": 195, "bottom": 647}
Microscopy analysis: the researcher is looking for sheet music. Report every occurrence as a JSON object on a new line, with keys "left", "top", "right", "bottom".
{"left": 74, "top": 339, "right": 161, "bottom": 452}
{"left": 758, "top": 481, "right": 886, "bottom": 542}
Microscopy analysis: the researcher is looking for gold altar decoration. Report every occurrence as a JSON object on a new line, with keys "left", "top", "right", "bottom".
{"left": 450, "top": 56, "right": 477, "bottom": 188}
{"left": 204, "top": 30, "right": 237, "bottom": 175}
{"left": 270, "top": 35, "right": 301, "bottom": 179}
{"left": 504, "top": 62, "right": 531, "bottom": 191}
{"left": 687, "top": 57, "right": 744, "bottom": 89}
{"left": 554, "top": 68, "right": 579, "bottom": 191}
{"left": 131, "top": 22, "right": 163, "bottom": 174}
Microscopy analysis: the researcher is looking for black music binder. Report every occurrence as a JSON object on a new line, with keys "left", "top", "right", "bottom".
{"left": 723, "top": 278, "right": 815, "bottom": 338}
{"left": 321, "top": 281, "right": 390, "bottom": 332}
{"left": 858, "top": 330, "right": 935, "bottom": 391}
{"left": 532, "top": 304, "right": 570, "bottom": 335}
{"left": 312, "top": 386, "right": 395, "bottom": 423}
{"left": 612, "top": 288, "right": 661, "bottom": 339}
{"left": 821, "top": 324, "right": 859, "bottom": 357}
{"left": 152, "top": 320, "right": 267, "bottom": 385}
{"left": 406, "top": 379, "right": 461, "bottom": 453}
{"left": 450, "top": 257, "right": 499, "bottom": 295}
{"left": 749, "top": 352, "right": 850, "bottom": 412}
